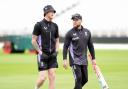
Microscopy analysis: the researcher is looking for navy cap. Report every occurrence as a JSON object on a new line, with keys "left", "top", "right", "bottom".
{"left": 71, "top": 13, "right": 82, "bottom": 20}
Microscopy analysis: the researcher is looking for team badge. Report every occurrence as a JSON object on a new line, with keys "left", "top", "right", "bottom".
{"left": 73, "top": 33, "right": 77, "bottom": 36}
{"left": 85, "top": 32, "right": 88, "bottom": 36}
{"left": 44, "top": 26, "right": 47, "bottom": 30}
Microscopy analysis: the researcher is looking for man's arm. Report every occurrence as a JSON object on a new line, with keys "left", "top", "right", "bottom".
{"left": 63, "top": 32, "right": 71, "bottom": 69}
{"left": 32, "top": 22, "right": 42, "bottom": 54}
{"left": 88, "top": 31, "right": 95, "bottom": 59}
{"left": 88, "top": 31, "right": 96, "bottom": 65}
{"left": 55, "top": 37, "right": 59, "bottom": 52}
{"left": 31, "top": 35, "right": 42, "bottom": 54}
{"left": 54, "top": 24, "right": 59, "bottom": 52}
{"left": 63, "top": 33, "right": 71, "bottom": 60}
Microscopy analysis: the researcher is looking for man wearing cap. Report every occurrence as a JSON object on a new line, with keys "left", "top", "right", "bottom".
{"left": 63, "top": 13, "right": 96, "bottom": 89}
{"left": 32, "top": 5, "right": 59, "bottom": 89}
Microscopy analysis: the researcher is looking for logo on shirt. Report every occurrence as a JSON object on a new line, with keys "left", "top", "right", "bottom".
{"left": 73, "top": 33, "right": 77, "bottom": 36}
{"left": 85, "top": 32, "right": 88, "bottom": 36}
{"left": 72, "top": 37, "right": 79, "bottom": 41}
{"left": 44, "top": 26, "right": 48, "bottom": 30}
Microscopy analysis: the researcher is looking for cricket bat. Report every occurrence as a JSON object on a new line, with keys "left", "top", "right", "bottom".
{"left": 89, "top": 55, "right": 109, "bottom": 89}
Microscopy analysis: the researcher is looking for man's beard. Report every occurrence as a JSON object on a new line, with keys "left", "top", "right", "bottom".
{"left": 74, "top": 24, "right": 81, "bottom": 29}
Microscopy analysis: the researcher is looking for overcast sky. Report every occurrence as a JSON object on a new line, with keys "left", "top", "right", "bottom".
{"left": 0, "top": 0, "right": 128, "bottom": 35}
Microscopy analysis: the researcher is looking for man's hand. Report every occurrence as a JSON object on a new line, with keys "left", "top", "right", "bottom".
{"left": 92, "top": 59, "right": 97, "bottom": 70}
{"left": 38, "top": 50, "right": 42, "bottom": 55}
{"left": 63, "top": 59, "right": 68, "bottom": 69}
{"left": 38, "top": 50, "right": 49, "bottom": 59}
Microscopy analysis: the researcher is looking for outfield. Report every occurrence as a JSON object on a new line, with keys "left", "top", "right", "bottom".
{"left": 0, "top": 50, "right": 128, "bottom": 89}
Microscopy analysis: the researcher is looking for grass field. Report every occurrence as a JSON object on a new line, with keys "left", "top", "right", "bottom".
{"left": 0, "top": 49, "right": 128, "bottom": 89}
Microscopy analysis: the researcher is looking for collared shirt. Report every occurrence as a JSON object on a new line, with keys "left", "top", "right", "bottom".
{"left": 32, "top": 19, "right": 59, "bottom": 54}
{"left": 63, "top": 26, "right": 95, "bottom": 66}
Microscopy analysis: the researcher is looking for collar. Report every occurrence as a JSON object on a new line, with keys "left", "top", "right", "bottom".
{"left": 73, "top": 25, "right": 84, "bottom": 31}
{"left": 43, "top": 18, "right": 51, "bottom": 24}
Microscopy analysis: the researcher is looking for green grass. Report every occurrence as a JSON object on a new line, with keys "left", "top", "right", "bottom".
{"left": 0, "top": 50, "right": 128, "bottom": 89}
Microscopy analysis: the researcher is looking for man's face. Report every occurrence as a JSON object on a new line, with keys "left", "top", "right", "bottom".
{"left": 72, "top": 19, "right": 82, "bottom": 28}
{"left": 46, "top": 11, "right": 55, "bottom": 20}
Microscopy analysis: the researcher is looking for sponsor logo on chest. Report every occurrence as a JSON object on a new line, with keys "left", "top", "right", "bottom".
{"left": 72, "top": 33, "right": 79, "bottom": 41}
{"left": 44, "top": 26, "right": 48, "bottom": 30}
{"left": 42, "top": 26, "right": 49, "bottom": 32}
{"left": 85, "top": 32, "right": 88, "bottom": 36}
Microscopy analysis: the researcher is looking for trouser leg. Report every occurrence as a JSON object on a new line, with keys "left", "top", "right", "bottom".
{"left": 72, "top": 65, "right": 82, "bottom": 89}
{"left": 81, "top": 65, "right": 88, "bottom": 87}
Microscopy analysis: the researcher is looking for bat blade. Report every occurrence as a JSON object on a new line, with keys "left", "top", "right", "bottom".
{"left": 93, "top": 65, "right": 109, "bottom": 89}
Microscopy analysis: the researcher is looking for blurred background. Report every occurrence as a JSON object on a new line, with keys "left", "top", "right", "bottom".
{"left": 0, "top": 0, "right": 128, "bottom": 89}
{"left": 0, "top": 0, "right": 128, "bottom": 53}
